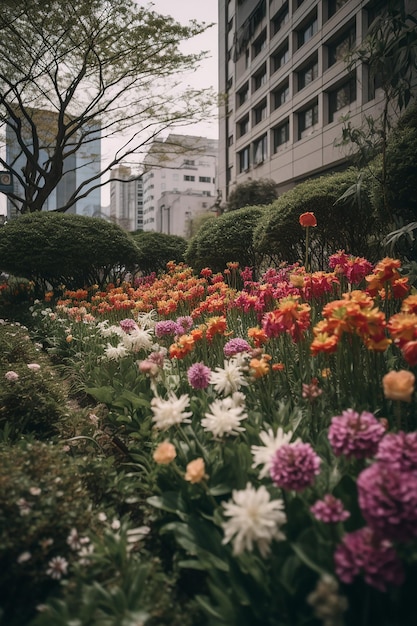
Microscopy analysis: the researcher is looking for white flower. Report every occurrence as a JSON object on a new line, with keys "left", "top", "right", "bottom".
{"left": 121, "top": 328, "right": 153, "bottom": 353}
{"left": 29, "top": 486, "right": 41, "bottom": 496}
{"left": 201, "top": 398, "right": 247, "bottom": 438}
{"left": 137, "top": 309, "right": 158, "bottom": 329}
{"left": 46, "top": 556, "right": 68, "bottom": 580}
{"left": 5, "top": 370, "right": 19, "bottom": 382}
{"left": 103, "top": 342, "right": 128, "bottom": 360}
{"left": 210, "top": 358, "right": 248, "bottom": 396}
{"left": 67, "top": 528, "right": 82, "bottom": 550}
{"left": 17, "top": 551, "right": 31, "bottom": 564}
{"left": 151, "top": 392, "right": 192, "bottom": 431}
{"left": 97, "top": 321, "right": 124, "bottom": 338}
{"left": 27, "top": 363, "right": 41, "bottom": 371}
{"left": 251, "top": 427, "right": 300, "bottom": 479}
{"left": 97, "top": 512, "right": 107, "bottom": 522}
{"left": 222, "top": 483, "right": 286, "bottom": 557}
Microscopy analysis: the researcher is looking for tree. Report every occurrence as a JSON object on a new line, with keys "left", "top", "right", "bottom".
{"left": 225, "top": 178, "right": 278, "bottom": 212}
{"left": 131, "top": 231, "right": 187, "bottom": 275}
{"left": 0, "top": 0, "right": 213, "bottom": 214}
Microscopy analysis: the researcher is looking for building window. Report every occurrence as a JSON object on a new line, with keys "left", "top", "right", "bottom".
{"left": 271, "top": 40, "right": 289, "bottom": 74}
{"left": 298, "top": 102, "right": 319, "bottom": 140}
{"left": 253, "top": 64, "right": 267, "bottom": 91}
{"left": 297, "top": 13, "right": 318, "bottom": 49}
{"left": 228, "top": 134, "right": 234, "bottom": 146}
{"left": 253, "top": 98, "right": 267, "bottom": 125}
{"left": 199, "top": 176, "right": 211, "bottom": 183}
{"left": 273, "top": 120, "right": 290, "bottom": 152}
{"left": 184, "top": 175, "right": 195, "bottom": 181}
{"left": 271, "top": 2, "right": 289, "bottom": 36}
{"left": 253, "top": 134, "right": 268, "bottom": 165}
{"left": 327, "top": 25, "right": 356, "bottom": 67}
{"left": 237, "top": 82, "right": 249, "bottom": 107}
{"left": 297, "top": 57, "right": 318, "bottom": 91}
{"left": 328, "top": 76, "right": 356, "bottom": 122}
{"left": 237, "top": 115, "right": 249, "bottom": 137}
{"left": 272, "top": 81, "right": 290, "bottom": 110}
{"left": 367, "top": 65, "right": 383, "bottom": 101}
{"left": 184, "top": 159, "right": 195, "bottom": 166}
{"left": 239, "top": 146, "right": 250, "bottom": 172}
{"left": 367, "top": 0, "right": 388, "bottom": 28}
{"left": 253, "top": 29, "right": 267, "bottom": 57}
{"left": 327, "top": 0, "right": 349, "bottom": 19}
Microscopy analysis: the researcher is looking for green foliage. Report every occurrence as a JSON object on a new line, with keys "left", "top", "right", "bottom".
{"left": 225, "top": 178, "right": 278, "bottom": 212}
{"left": 0, "top": 212, "right": 140, "bottom": 291}
{"left": 254, "top": 169, "right": 378, "bottom": 268}
{"left": 185, "top": 206, "right": 265, "bottom": 273}
{"left": 131, "top": 230, "right": 187, "bottom": 275}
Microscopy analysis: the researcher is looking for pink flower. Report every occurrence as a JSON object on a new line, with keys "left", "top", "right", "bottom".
{"left": 310, "top": 494, "right": 350, "bottom": 523}
{"left": 357, "top": 462, "right": 417, "bottom": 542}
{"left": 334, "top": 527, "right": 404, "bottom": 592}
{"left": 223, "top": 338, "right": 252, "bottom": 358}
{"left": 376, "top": 431, "right": 417, "bottom": 472}
{"left": 328, "top": 409, "right": 385, "bottom": 460}
{"left": 5, "top": 370, "right": 19, "bottom": 382}
{"left": 155, "top": 320, "right": 180, "bottom": 337}
{"left": 176, "top": 316, "right": 193, "bottom": 333}
{"left": 270, "top": 442, "right": 321, "bottom": 492}
{"left": 187, "top": 362, "right": 212, "bottom": 389}
{"left": 27, "top": 363, "right": 41, "bottom": 371}
{"left": 119, "top": 318, "right": 139, "bottom": 333}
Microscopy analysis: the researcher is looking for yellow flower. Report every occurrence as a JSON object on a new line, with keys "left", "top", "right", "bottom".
{"left": 153, "top": 441, "right": 176, "bottom": 465}
{"left": 185, "top": 458, "right": 207, "bottom": 484}
{"left": 382, "top": 370, "right": 415, "bottom": 403}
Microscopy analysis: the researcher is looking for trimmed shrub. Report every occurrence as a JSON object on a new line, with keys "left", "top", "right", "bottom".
{"left": 226, "top": 178, "right": 278, "bottom": 211}
{"left": 185, "top": 206, "right": 265, "bottom": 274}
{"left": 131, "top": 231, "right": 187, "bottom": 275}
{"left": 254, "top": 169, "right": 378, "bottom": 268}
{"left": 0, "top": 212, "right": 140, "bottom": 292}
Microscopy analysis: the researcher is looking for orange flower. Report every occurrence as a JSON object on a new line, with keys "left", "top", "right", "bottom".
{"left": 169, "top": 334, "right": 195, "bottom": 359}
{"left": 153, "top": 441, "right": 177, "bottom": 465}
{"left": 248, "top": 326, "right": 268, "bottom": 347}
{"left": 272, "top": 362, "right": 285, "bottom": 371}
{"left": 310, "top": 332, "right": 339, "bottom": 356}
{"left": 185, "top": 458, "right": 207, "bottom": 484}
{"left": 402, "top": 341, "right": 417, "bottom": 367}
{"left": 382, "top": 370, "right": 415, "bottom": 403}
{"left": 299, "top": 212, "right": 317, "bottom": 227}
{"left": 250, "top": 356, "right": 271, "bottom": 379}
{"left": 206, "top": 316, "right": 228, "bottom": 341}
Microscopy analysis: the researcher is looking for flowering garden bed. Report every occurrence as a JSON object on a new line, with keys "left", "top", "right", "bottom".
{"left": 1, "top": 244, "right": 417, "bottom": 625}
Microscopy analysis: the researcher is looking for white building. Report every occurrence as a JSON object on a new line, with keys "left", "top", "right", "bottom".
{"left": 109, "top": 166, "right": 143, "bottom": 231}
{"left": 142, "top": 134, "right": 218, "bottom": 236}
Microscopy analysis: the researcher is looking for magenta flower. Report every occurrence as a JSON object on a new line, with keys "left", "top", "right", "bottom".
{"left": 376, "top": 431, "right": 417, "bottom": 472}
{"left": 357, "top": 462, "right": 417, "bottom": 542}
{"left": 119, "top": 318, "right": 139, "bottom": 333}
{"left": 310, "top": 494, "right": 350, "bottom": 523}
{"left": 270, "top": 442, "right": 321, "bottom": 492}
{"left": 187, "top": 362, "right": 212, "bottom": 390}
{"left": 155, "top": 320, "right": 180, "bottom": 338}
{"left": 223, "top": 338, "right": 252, "bottom": 358}
{"left": 334, "top": 526, "right": 404, "bottom": 592}
{"left": 328, "top": 409, "right": 385, "bottom": 460}
{"left": 176, "top": 316, "right": 193, "bottom": 334}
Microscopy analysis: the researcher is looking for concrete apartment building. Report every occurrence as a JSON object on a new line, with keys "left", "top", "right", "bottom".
{"left": 142, "top": 134, "right": 218, "bottom": 237}
{"left": 217, "top": 0, "right": 415, "bottom": 202}
{"left": 109, "top": 166, "right": 143, "bottom": 232}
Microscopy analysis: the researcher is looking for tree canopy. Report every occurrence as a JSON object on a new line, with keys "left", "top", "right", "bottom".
{"left": 225, "top": 178, "right": 278, "bottom": 212}
{"left": 0, "top": 0, "right": 214, "bottom": 214}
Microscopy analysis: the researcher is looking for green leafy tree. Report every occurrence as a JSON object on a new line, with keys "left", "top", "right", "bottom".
{"left": 0, "top": 212, "right": 140, "bottom": 290}
{"left": 0, "top": 0, "right": 213, "bottom": 214}
{"left": 131, "top": 231, "right": 187, "bottom": 275}
{"left": 225, "top": 178, "right": 278, "bottom": 212}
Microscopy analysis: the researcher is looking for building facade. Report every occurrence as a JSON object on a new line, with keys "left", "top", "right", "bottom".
{"left": 109, "top": 166, "right": 143, "bottom": 231}
{"left": 142, "top": 134, "right": 218, "bottom": 236}
{"left": 218, "top": 0, "right": 411, "bottom": 202}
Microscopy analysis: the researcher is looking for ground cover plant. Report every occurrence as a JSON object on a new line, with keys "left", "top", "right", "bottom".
{"left": 1, "top": 214, "right": 417, "bottom": 625}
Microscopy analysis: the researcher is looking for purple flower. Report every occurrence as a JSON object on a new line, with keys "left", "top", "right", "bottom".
{"left": 187, "top": 362, "right": 212, "bottom": 390}
{"left": 119, "top": 318, "right": 139, "bottom": 333}
{"left": 223, "top": 338, "right": 252, "bottom": 358}
{"left": 176, "top": 316, "right": 193, "bottom": 334}
{"left": 376, "top": 431, "right": 417, "bottom": 472}
{"left": 328, "top": 409, "right": 385, "bottom": 460}
{"left": 357, "top": 462, "right": 417, "bottom": 542}
{"left": 270, "top": 442, "right": 321, "bottom": 492}
{"left": 155, "top": 320, "right": 180, "bottom": 338}
{"left": 310, "top": 494, "right": 350, "bottom": 523}
{"left": 334, "top": 526, "right": 404, "bottom": 592}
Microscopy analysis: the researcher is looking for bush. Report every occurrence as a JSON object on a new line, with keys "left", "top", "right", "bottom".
{"left": 254, "top": 168, "right": 379, "bottom": 268}
{"left": 131, "top": 231, "right": 187, "bottom": 275}
{"left": 185, "top": 206, "right": 265, "bottom": 274}
{"left": 0, "top": 212, "right": 140, "bottom": 292}
{"left": 226, "top": 178, "right": 278, "bottom": 211}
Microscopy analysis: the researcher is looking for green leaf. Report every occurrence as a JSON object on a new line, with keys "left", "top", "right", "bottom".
{"left": 85, "top": 385, "right": 115, "bottom": 404}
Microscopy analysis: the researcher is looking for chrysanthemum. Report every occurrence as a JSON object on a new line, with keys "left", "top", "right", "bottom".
{"left": 103, "top": 342, "right": 129, "bottom": 360}
{"left": 310, "top": 494, "right": 350, "bottom": 523}
{"left": 201, "top": 397, "right": 247, "bottom": 438}
{"left": 251, "top": 427, "right": 299, "bottom": 479}
{"left": 5, "top": 370, "right": 19, "bottom": 382}
{"left": 210, "top": 358, "right": 248, "bottom": 396}
{"left": 270, "top": 442, "right": 321, "bottom": 492}
{"left": 121, "top": 328, "right": 153, "bottom": 353}
{"left": 155, "top": 320, "right": 180, "bottom": 338}
{"left": 151, "top": 393, "right": 192, "bottom": 431}
{"left": 328, "top": 409, "right": 385, "bottom": 459}
{"left": 376, "top": 430, "right": 417, "bottom": 472}
{"left": 223, "top": 338, "right": 252, "bottom": 358}
{"left": 119, "top": 318, "right": 139, "bottom": 333}
{"left": 222, "top": 483, "right": 286, "bottom": 557}
{"left": 187, "top": 362, "right": 212, "bottom": 389}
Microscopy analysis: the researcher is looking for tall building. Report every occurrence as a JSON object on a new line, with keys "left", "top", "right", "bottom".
{"left": 218, "top": 0, "right": 414, "bottom": 202}
{"left": 142, "top": 134, "right": 218, "bottom": 236}
{"left": 6, "top": 109, "right": 101, "bottom": 219}
{"left": 109, "top": 166, "right": 143, "bottom": 231}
